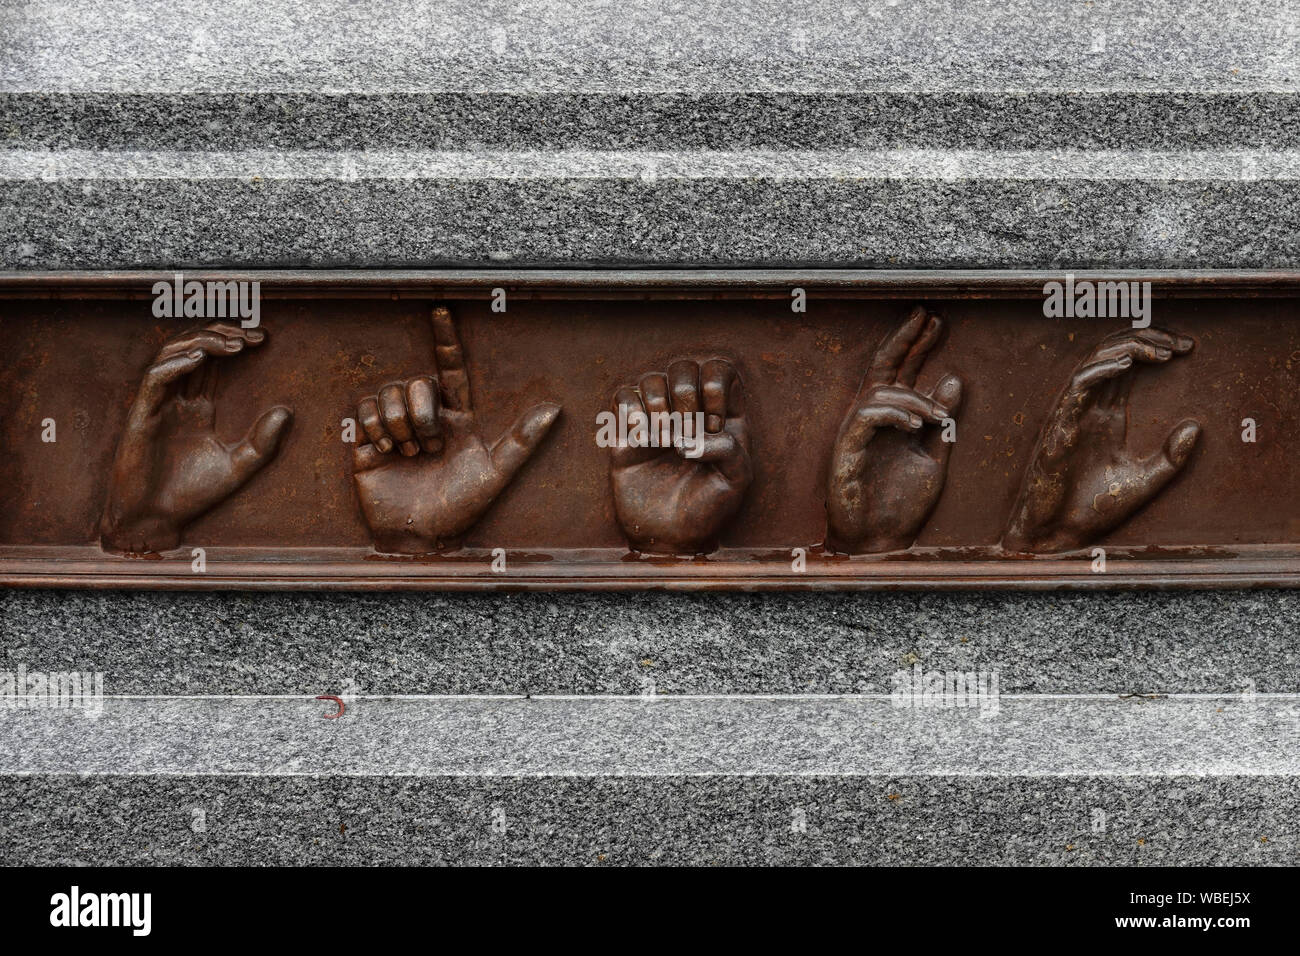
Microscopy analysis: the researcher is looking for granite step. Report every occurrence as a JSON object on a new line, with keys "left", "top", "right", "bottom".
{"left": 3, "top": 146, "right": 1300, "bottom": 268}
{"left": 5, "top": 91, "right": 1299, "bottom": 151}
{"left": 0, "top": 695, "right": 1295, "bottom": 864}
{"left": 4, "top": 589, "right": 1299, "bottom": 697}
{"left": 4, "top": 0, "right": 1299, "bottom": 268}
{"left": 5, "top": 0, "right": 1294, "bottom": 94}
{"left": 2, "top": 0, "right": 1297, "bottom": 152}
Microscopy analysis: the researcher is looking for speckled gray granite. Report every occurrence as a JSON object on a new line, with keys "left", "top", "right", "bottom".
{"left": 4, "top": 1, "right": 1300, "bottom": 268}
{"left": 5, "top": 0, "right": 1300, "bottom": 865}
{"left": 5, "top": 0, "right": 1298, "bottom": 153}
{"left": 2, "top": 0, "right": 1296, "bottom": 93}
{"left": 4, "top": 697, "right": 1297, "bottom": 775}
{"left": 4, "top": 774, "right": 1294, "bottom": 865}
{"left": 1, "top": 697, "right": 1295, "bottom": 864}
{"left": 4, "top": 153, "right": 1300, "bottom": 268}
{"left": 5, "top": 92, "right": 1299, "bottom": 151}
{"left": 3, "top": 589, "right": 1298, "bottom": 695}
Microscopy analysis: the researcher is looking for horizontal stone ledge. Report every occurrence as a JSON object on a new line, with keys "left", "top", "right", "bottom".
{"left": 3, "top": 92, "right": 1298, "bottom": 150}
{"left": 6, "top": 148, "right": 1300, "bottom": 181}
{"left": 7, "top": 151, "right": 1300, "bottom": 271}
{"left": 5, "top": 266, "right": 1300, "bottom": 295}
{"left": 2, "top": 772, "right": 1293, "bottom": 864}
{"left": 3, "top": 0, "right": 1295, "bottom": 94}
{"left": 5, "top": 175, "right": 1300, "bottom": 268}
{"left": 2, "top": 587, "right": 1296, "bottom": 697}
{"left": 2, "top": 696, "right": 1296, "bottom": 776}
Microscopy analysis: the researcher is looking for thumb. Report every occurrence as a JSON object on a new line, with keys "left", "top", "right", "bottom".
{"left": 680, "top": 430, "right": 751, "bottom": 486}
{"left": 228, "top": 405, "right": 294, "bottom": 487}
{"left": 489, "top": 402, "right": 561, "bottom": 483}
{"left": 923, "top": 373, "right": 963, "bottom": 466}
{"left": 352, "top": 442, "right": 387, "bottom": 473}
{"left": 1132, "top": 418, "right": 1200, "bottom": 504}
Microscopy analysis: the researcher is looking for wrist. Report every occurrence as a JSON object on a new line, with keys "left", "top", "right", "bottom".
{"left": 100, "top": 514, "right": 182, "bottom": 554}
{"left": 824, "top": 531, "right": 913, "bottom": 555}
{"left": 626, "top": 533, "right": 717, "bottom": 556}
{"left": 371, "top": 530, "right": 465, "bottom": 555}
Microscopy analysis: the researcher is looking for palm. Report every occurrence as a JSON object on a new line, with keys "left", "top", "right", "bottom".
{"left": 856, "top": 429, "right": 945, "bottom": 533}
{"left": 612, "top": 452, "right": 746, "bottom": 551}
{"left": 140, "top": 415, "right": 242, "bottom": 524}
{"left": 355, "top": 426, "right": 507, "bottom": 550}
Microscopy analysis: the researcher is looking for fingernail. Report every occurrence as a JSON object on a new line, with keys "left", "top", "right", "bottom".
{"left": 188, "top": 350, "right": 203, "bottom": 360}
{"left": 706, "top": 414, "right": 723, "bottom": 431}
{"left": 245, "top": 329, "right": 264, "bottom": 342}
{"left": 399, "top": 441, "right": 419, "bottom": 457}
{"left": 377, "top": 438, "right": 393, "bottom": 453}
{"left": 910, "top": 415, "right": 922, "bottom": 427}
{"left": 225, "top": 340, "right": 243, "bottom": 351}
{"left": 1119, "top": 355, "right": 1133, "bottom": 366}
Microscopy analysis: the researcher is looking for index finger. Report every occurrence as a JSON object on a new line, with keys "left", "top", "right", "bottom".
{"left": 896, "top": 314, "right": 942, "bottom": 387}
{"left": 866, "top": 305, "right": 929, "bottom": 388}
{"left": 431, "top": 305, "right": 472, "bottom": 411}
{"left": 1101, "top": 327, "right": 1195, "bottom": 355}
{"left": 201, "top": 322, "right": 266, "bottom": 345}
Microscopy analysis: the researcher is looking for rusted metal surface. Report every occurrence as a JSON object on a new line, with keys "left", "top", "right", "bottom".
{"left": 1, "top": 269, "right": 1298, "bottom": 590}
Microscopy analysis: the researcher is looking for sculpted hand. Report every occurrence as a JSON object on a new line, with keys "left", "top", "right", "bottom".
{"left": 352, "top": 306, "right": 561, "bottom": 553}
{"left": 826, "top": 306, "right": 963, "bottom": 553}
{"left": 609, "top": 359, "right": 751, "bottom": 555}
{"left": 1002, "top": 327, "right": 1200, "bottom": 554}
{"left": 100, "top": 323, "right": 293, "bottom": 554}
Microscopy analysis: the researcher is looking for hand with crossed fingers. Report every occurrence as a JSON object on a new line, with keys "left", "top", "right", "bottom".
{"left": 100, "top": 323, "right": 293, "bottom": 554}
{"left": 609, "top": 358, "right": 751, "bottom": 555}
{"left": 826, "top": 306, "right": 964, "bottom": 554}
{"left": 1002, "top": 327, "right": 1200, "bottom": 554}
{"left": 352, "top": 305, "right": 561, "bottom": 554}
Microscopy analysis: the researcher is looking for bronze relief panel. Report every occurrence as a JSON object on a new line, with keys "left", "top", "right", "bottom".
{"left": 0, "top": 270, "right": 1294, "bottom": 589}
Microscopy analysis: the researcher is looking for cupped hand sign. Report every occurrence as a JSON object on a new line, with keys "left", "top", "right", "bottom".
{"left": 100, "top": 323, "right": 293, "bottom": 554}
{"left": 1003, "top": 327, "right": 1200, "bottom": 554}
